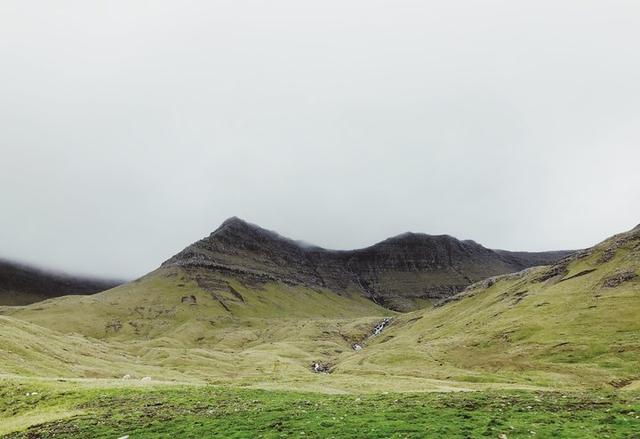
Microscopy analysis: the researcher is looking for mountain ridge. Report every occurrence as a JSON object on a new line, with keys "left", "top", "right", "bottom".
{"left": 162, "top": 216, "right": 574, "bottom": 311}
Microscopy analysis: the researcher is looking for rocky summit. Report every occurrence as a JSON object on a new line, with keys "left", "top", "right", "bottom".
{"left": 162, "top": 217, "right": 573, "bottom": 311}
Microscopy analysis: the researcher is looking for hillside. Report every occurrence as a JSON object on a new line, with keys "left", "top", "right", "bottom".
{"left": 342, "top": 223, "right": 640, "bottom": 389}
{"left": 4, "top": 266, "right": 388, "bottom": 342}
{"left": 6, "top": 221, "right": 638, "bottom": 393}
{"left": 0, "top": 259, "right": 122, "bottom": 306}
{"left": 163, "top": 217, "right": 572, "bottom": 311}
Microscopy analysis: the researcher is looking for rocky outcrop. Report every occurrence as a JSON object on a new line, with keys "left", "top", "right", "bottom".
{"left": 602, "top": 271, "right": 637, "bottom": 288}
{"left": 162, "top": 217, "right": 573, "bottom": 311}
{"left": 181, "top": 295, "right": 197, "bottom": 304}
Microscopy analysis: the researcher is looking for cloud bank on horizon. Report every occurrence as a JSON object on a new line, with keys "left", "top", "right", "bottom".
{"left": 1, "top": 0, "right": 639, "bottom": 278}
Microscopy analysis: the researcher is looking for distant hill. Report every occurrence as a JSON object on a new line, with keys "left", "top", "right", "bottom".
{"left": 0, "top": 259, "right": 122, "bottom": 305}
{"left": 163, "top": 217, "right": 573, "bottom": 311}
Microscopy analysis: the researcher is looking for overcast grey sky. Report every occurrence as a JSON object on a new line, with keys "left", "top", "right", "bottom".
{"left": 1, "top": 1, "right": 639, "bottom": 279}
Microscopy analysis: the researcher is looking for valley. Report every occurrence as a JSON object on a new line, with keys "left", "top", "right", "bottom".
{"left": 1, "top": 219, "right": 639, "bottom": 437}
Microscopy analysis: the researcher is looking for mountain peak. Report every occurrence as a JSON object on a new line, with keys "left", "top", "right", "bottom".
{"left": 220, "top": 216, "right": 249, "bottom": 227}
{"left": 211, "top": 217, "right": 288, "bottom": 244}
{"left": 215, "top": 216, "right": 255, "bottom": 232}
{"left": 161, "top": 218, "right": 572, "bottom": 311}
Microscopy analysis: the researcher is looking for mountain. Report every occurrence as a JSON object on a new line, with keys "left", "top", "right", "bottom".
{"left": 341, "top": 223, "right": 640, "bottom": 388}
{"left": 0, "top": 259, "right": 122, "bottom": 306}
{"left": 162, "top": 217, "right": 573, "bottom": 311}
{"left": 0, "top": 221, "right": 637, "bottom": 392}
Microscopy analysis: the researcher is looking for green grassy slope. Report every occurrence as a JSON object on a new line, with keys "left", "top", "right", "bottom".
{"left": 0, "top": 315, "right": 177, "bottom": 380}
{"left": 0, "top": 309, "right": 524, "bottom": 393}
{"left": 344, "top": 226, "right": 640, "bottom": 389}
{"left": 0, "top": 268, "right": 395, "bottom": 390}
{"left": 3, "top": 266, "right": 387, "bottom": 340}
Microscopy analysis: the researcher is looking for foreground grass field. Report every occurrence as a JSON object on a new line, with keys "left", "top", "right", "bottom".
{"left": 1, "top": 378, "right": 639, "bottom": 438}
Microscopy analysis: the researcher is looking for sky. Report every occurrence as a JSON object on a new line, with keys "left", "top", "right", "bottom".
{"left": 1, "top": 1, "right": 639, "bottom": 279}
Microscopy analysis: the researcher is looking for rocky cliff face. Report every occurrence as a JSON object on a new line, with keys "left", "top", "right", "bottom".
{"left": 163, "top": 217, "right": 573, "bottom": 311}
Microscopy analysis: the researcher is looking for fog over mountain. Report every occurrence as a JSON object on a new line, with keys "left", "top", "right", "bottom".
{"left": 1, "top": 0, "right": 639, "bottom": 278}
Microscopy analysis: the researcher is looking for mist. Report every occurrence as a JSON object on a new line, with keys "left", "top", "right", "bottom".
{"left": 1, "top": 0, "right": 639, "bottom": 278}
